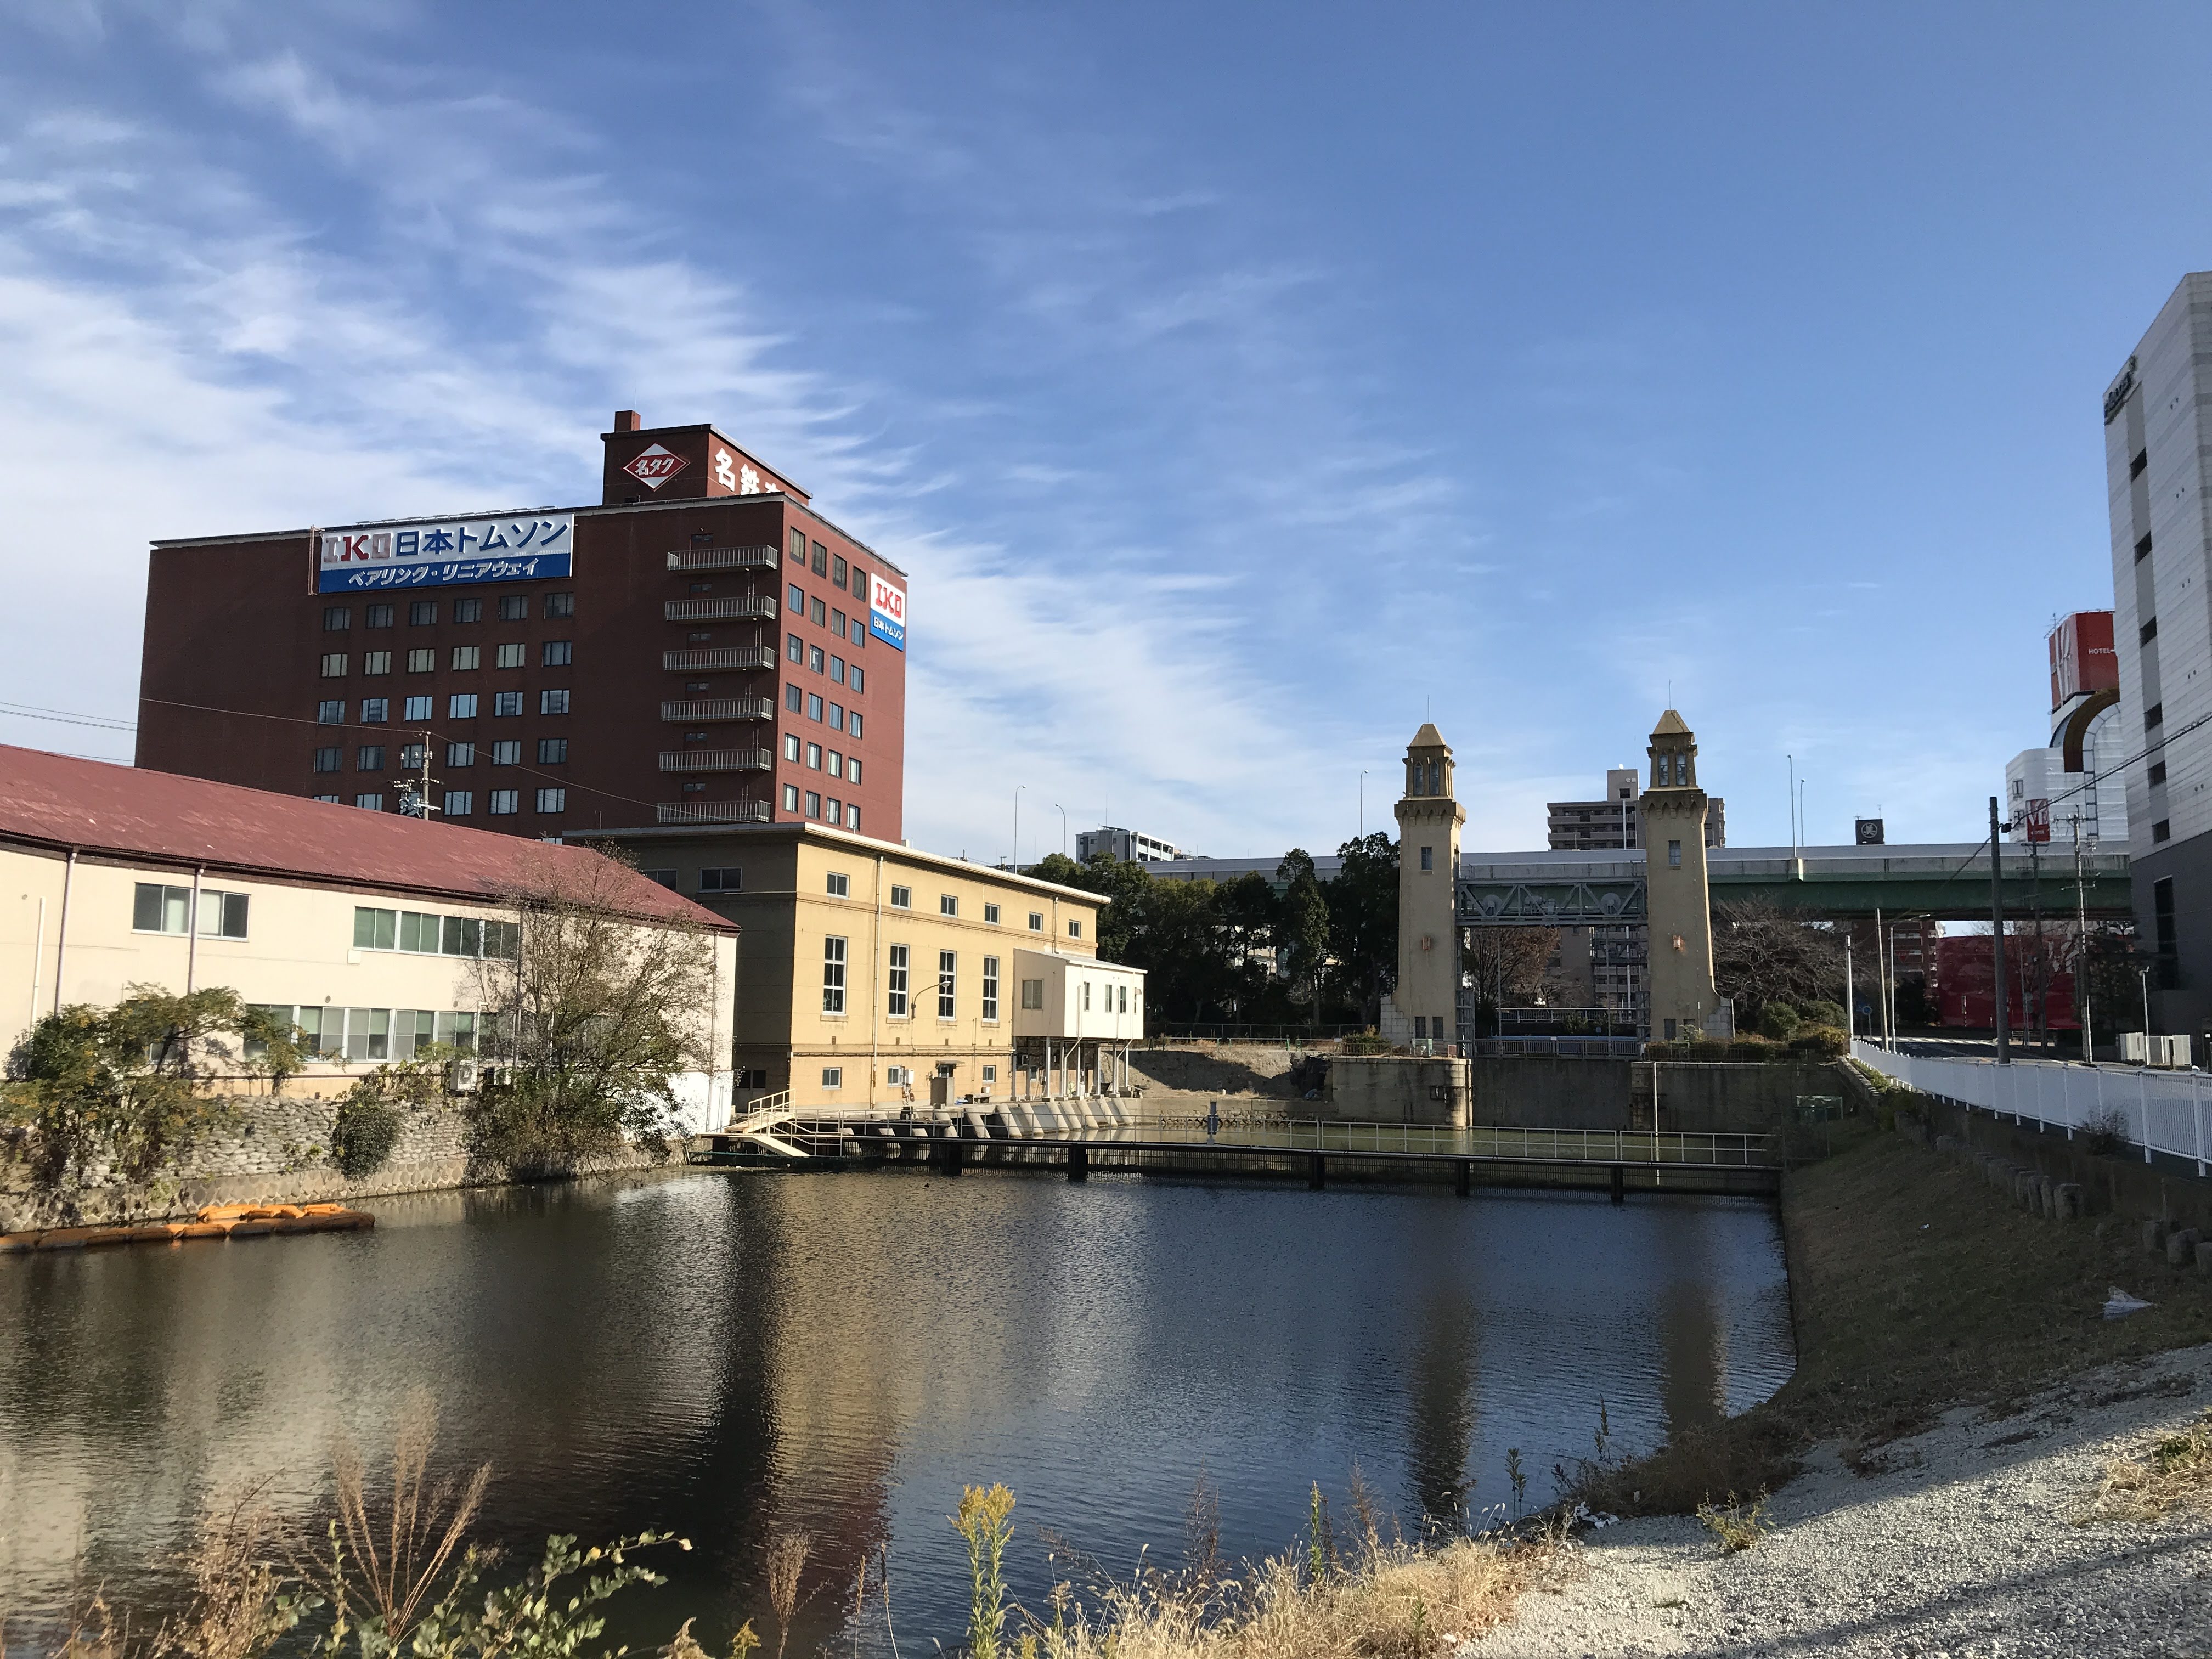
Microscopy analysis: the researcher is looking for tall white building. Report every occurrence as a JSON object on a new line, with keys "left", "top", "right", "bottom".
{"left": 2105, "top": 275, "right": 2212, "bottom": 1034}
{"left": 1074, "top": 825, "right": 1193, "bottom": 864}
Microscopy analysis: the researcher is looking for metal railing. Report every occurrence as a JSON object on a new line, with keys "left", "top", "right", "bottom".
{"left": 661, "top": 697, "right": 776, "bottom": 723}
{"left": 662, "top": 647, "right": 777, "bottom": 672}
{"left": 658, "top": 749, "right": 772, "bottom": 773}
{"left": 1853, "top": 1040, "right": 2210, "bottom": 1173}
{"left": 1466, "top": 1036, "right": 1644, "bottom": 1058}
{"left": 666, "top": 546, "right": 778, "bottom": 571}
{"left": 665, "top": 596, "right": 780, "bottom": 621}
{"left": 656, "top": 800, "right": 772, "bottom": 825}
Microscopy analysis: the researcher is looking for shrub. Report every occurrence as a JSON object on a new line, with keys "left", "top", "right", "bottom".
{"left": 1755, "top": 1003, "right": 1802, "bottom": 1041}
{"left": 330, "top": 1096, "right": 403, "bottom": 1180}
{"left": 1800, "top": 1000, "right": 1847, "bottom": 1029}
{"left": 1789, "top": 1025, "right": 1849, "bottom": 1059}
{"left": 1726, "top": 1036, "right": 1782, "bottom": 1062}
{"left": 2083, "top": 1107, "right": 2133, "bottom": 1157}
{"left": 1340, "top": 1031, "right": 1395, "bottom": 1056}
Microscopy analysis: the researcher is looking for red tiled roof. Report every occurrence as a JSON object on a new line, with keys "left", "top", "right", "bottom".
{"left": 0, "top": 746, "right": 732, "bottom": 930}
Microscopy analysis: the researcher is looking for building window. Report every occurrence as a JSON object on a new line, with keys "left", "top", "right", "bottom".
{"left": 399, "top": 742, "right": 426, "bottom": 770}
{"left": 789, "top": 584, "right": 805, "bottom": 613}
{"left": 937, "top": 950, "right": 956, "bottom": 1018}
{"left": 829, "top": 703, "right": 845, "bottom": 732}
{"left": 2154, "top": 820, "right": 2172, "bottom": 843}
{"left": 823, "top": 796, "right": 843, "bottom": 827}
{"left": 940, "top": 894, "right": 958, "bottom": 917}
{"left": 696, "top": 867, "right": 742, "bottom": 893}
{"left": 323, "top": 606, "right": 351, "bottom": 631}
{"left": 355, "top": 793, "right": 384, "bottom": 811}
{"left": 2151, "top": 761, "right": 2168, "bottom": 786}
{"left": 1082, "top": 982, "right": 1091, "bottom": 1012}
{"left": 1069, "top": 919, "right": 1084, "bottom": 939}
{"left": 536, "top": 788, "right": 566, "bottom": 813}
{"left": 849, "top": 712, "right": 864, "bottom": 740}
{"left": 821, "top": 1066, "right": 843, "bottom": 1088}
{"left": 489, "top": 789, "right": 520, "bottom": 815}
{"left": 808, "top": 693, "right": 824, "bottom": 721}
{"left": 451, "top": 645, "right": 481, "bottom": 670}
{"left": 786, "top": 684, "right": 804, "bottom": 713}
{"left": 809, "top": 645, "right": 826, "bottom": 674}
{"left": 2142, "top": 617, "right": 2159, "bottom": 645}
{"left": 404, "top": 695, "right": 433, "bottom": 721}
{"left": 891, "top": 885, "right": 912, "bottom": 909}
{"left": 788, "top": 633, "right": 804, "bottom": 663}
{"left": 318, "top": 699, "right": 345, "bottom": 724}
{"left": 800, "top": 791, "right": 820, "bottom": 818}
{"left": 313, "top": 794, "right": 340, "bottom": 804}
{"left": 320, "top": 653, "right": 348, "bottom": 678}
{"left": 831, "top": 554, "right": 848, "bottom": 586}
{"left": 407, "top": 648, "right": 435, "bottom": 673}
{"left": 830, "top": 655, "right": 846, "bottom": 685}
{"left": 806, "top": 742, "right": 822, "bottom": 770}
{"left": 984, "top": 903, "right": 1001, "bottom": 925}
{"left": 887, "top": 943, "right": 910, "bottom": 1016}
{"left": 363, "top": 651, "right": 392, "bottom": 676}
{"left": 851, "top": 667, "right": 866, "bottom": 695}
{"left": 409, "top": 601, "right": 437, "bottom": 625}
{"left": 779, "top": 733, "right": 798, "bottom": 763}
{"left": 445, "top": 741, "right": 473, "bottom": 766}
{"left": 1028, "top": 912, "right": 1043, "bottom": 932}
{"left": 360, "top": 603, "right": 393, "bottom": 629}
{"left": 537, "top": 738, "right": 568, "bottom": 764}
{"left": 849, "top": 808, "right": 860, "bottom": 834}
{"left": 540, "top": 690, "right": 570, "bottom": 715}
{"left": 832, "top": 610, "right": 847, "bottom": 640}
{"left": 1420, "top": 845, "right": 1432, "bottom": 871}
{"left": 782, "top": 783, "right": 799, "bottom": 810}
{"left": 2147, "top": 703, "right": 2164, "bottom": 730}
{"left": 2154, "top": 876, "right": 2178, "bottom": 973}
{"left": 449, "top": 693, "right": 478, "bottom": 719}
{"left": 823, "top": 936, "right": 848, "bottom": 1014}
{"left": 811, "top": 541, "right": 828, "bottom": 575}
{"left": 494, "top": 642, "right": 525, "bottom": 669}
{"left": 361, "top": 698, "right": 388, "bottom": 723}
{"left": 498, "top": 594, "right": 528, "bottom": 622}
{"left": 544, "top": 591, "right": 573, "bottom": 619}
{"left": 2137, "top": 532, "right": 2154, "bottom": 562}
{"left": 543, "top": 640, "right": 572, "bottom": 667}
{"left": 827, "top": 872, "right": 850, "bottom": 897}
{"left": 444, "top": 790, "right": 473, "bottom": 816}
{"left": 313, "top": 747, "right": 342, "bottom": 772}
{"left": 982, "top": 956, "right": 999, "bottom": 1022}
{"left": 358, "top": 745, "right": 385, "bottom": 771}
{"left": 1668, "top": 839, "right": 1683, "bottom": 868}
{"left": 791, "top": 528, "right": 806, "bottom": 563}
{"left": 493, "top": 691, "right": 522, "bottom": 716}
{"left": 133, "top": 883, "right": 249, "bottom": 938}
{"left": 490, "top": 740, "right": 521, "bottom": 765}
{"left": 2131, "top": 448, "right": 2148, "bottom": 479}
{"left": 453, "top": 597, "right": 482, "bottom": 624}
{"left": 1021, "top": 978, "right": 1043, "bottom": 1010}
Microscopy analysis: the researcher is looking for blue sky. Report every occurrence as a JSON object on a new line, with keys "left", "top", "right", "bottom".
{"left": 2, "top": 2, "right": 2207, "bottom": 862}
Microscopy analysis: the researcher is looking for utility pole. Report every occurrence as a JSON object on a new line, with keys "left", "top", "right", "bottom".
{"left": 1990, "top": 795, "right": 2010, "bottom": 1064}
{"left": 1013, "top": 785, "right": 1023, "bottom": 873}
{"left": 2029, "top": 833, "right": 2046, "bottom": 1053}
{"left": 1874, "top": 906, "right": 1889, "bottom": 1048}
{"left": 1844, "top": 933, "right": 1854, "bottom": 1045}
{"left": 2073, "top": 813, "right": 2094, "bottom": 1062}
{"left": 401, "top": 731, "right": 439, "bottom": 819}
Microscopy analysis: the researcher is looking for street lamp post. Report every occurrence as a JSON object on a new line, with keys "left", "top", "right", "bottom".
{"left": 1056, "top": 803, "right": 1069, "bottom": 860}
{"left": 1013, "top": 785, "right": 1024, "bottom": 872}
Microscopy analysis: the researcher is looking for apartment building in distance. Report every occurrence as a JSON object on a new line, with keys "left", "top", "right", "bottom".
{"left": 1074, "top": 825, "right": 1194, "bottom": 864}
{"left": 1546, "top": 767, "right": 1726, "bottom": 851}
{"left": 136, "top": 411, "right": 907, "bottom": 842}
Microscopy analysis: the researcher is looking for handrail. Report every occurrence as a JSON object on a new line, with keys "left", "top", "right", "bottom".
{"left": 667, "top": 546, "right": 779, "bottom": 571}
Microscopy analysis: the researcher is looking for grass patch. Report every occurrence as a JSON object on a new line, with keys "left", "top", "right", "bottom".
{"left": 1577, "top": 1124, "right": 2212, "bottom": 1517}
{"left": 2080, "top": 1410, "right": 2212, "bottom": 1523}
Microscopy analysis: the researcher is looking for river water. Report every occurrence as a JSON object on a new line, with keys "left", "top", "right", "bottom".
{"left": 0, "top": 1169, "right": 1792, "bottom": 1653}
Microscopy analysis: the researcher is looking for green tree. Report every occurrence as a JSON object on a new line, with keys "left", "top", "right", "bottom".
{"left": 1277, "top": 849, "right": 1332, "bottom": 1026}
{"left": 1325, "top": 832, "right": 1399, "bottom": 1024}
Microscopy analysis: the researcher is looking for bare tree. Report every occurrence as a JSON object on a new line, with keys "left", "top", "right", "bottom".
{"left": 1711, "top": 899, "right": 1846, "bottom": 1014}
{"left": 1460, "top": 927, "right": 1561, "bottom": 1030}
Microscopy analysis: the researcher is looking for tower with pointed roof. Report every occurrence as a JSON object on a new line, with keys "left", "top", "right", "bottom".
{"left": 1643, "top": 709, "right": 1725, "bottom": 1039}
{"left": 1391, "top": 723, "right": 1465, "bottom": 1046}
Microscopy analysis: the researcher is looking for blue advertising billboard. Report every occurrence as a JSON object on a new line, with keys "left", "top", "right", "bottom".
{"left": 318, "top": 512, "right": 574, "bottom": 593}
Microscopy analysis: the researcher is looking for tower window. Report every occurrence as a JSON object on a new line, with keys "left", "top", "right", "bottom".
{"left": 1420, "top": 845, "right": 1433, "bottom": 871}
{"left": 1668, "top": 839, "right": 1682, "bottom": 868}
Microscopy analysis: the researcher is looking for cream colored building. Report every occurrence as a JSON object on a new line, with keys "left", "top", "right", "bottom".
{"left": 1387, "top": 722, "right": 1466, "bottom": 1047}
{"left": 574, "top": 822, "right": 1146, "bottom": 1111}
{"left": 0, "top": 746, "right": 740, "bottom": 1126}
{"left": 1642, "top": 710, "right": 1729, "bottom": 1040}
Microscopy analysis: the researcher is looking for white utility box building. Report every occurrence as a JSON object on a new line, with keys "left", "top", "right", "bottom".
{"left": 1012, "top": 948, "right": 1146, "bottom": 1098}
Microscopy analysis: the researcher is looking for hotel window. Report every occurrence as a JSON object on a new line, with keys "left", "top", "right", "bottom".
{"left": 891, "top": 885, "right": 912, "bottom": 909}
{"left": 811, "top": 541, "right": 828, "bottom": 575}
{"left": 449, "top": 693, "right": 478, "bottom": 719}
{"left": 538, "top": 738, "right": 568, "bottom": 764}
{"left": 450, "top": 646, "right": 480, "bottom": 670}
{"left": 404, "top": 695, "right": 432, "bottom": 721}
{"left": 1020, "top": 978, "right": 1044, "bottom": 1010}
{"left": 849, "top": 712, "right": 864, "bottom": 740}
{"left": 937, "top": 951, "right": 957, "bottom": 1018}
{"left": 848, "top": 759, "right": 863, "bottom": 784}
{"left": 313, "top": 747, "right": 342, "bottom": 772}
{"left": 494, "top": 642, "right": 525, "bottom": 669}
{"left": 489, "top": 789, "right": 520, "bottom": 815}
{"left": 784, "top": 734, "right": 800, "bottom": 761}
{"left": 360, "top": 698, "right": 388, "bottom": 722}
{"left": 453, "top": 598, "right": 482, "bottom": 623}
{"left": 318, "top": 699, "right": 345, "bottom": 724}
{"left": 940, "top": 894, "right": 958, "bottom": 917}
{"left": 850, "top": 667, "right": 866, "bottom": 694}
{"left": 407, "top": 648, "right": 434, "bottom": 673}
{"left": 133, "top": 883, "right": 249, "bottom": 938}
{"left": 790, "top": 528, "right": 806, "bottom": 563}
{"left": 825, "top": 799, "right": 843, "bottom": 826}
{"left": 887, "top": 944, "right": 910, "bottom": 1016}
{"left": 409, "top": 601, "right": 437, "bottom": 625}
{"left": 848, "top": 808, "right": 860, "bottom": 834}
{"left": 984, "top": 903, "right": 1001, "bottom": 924}
{"left": 544, "top": 591, "right": 573, "bottom": 619}
{"left": 851, "top": 565, "right": 868, "bottom": 599}
{"left": 786, "top": 684, "right": 803, "bottom": 713}
{"left": 358, "top": 745, "right": 385, "bottom": 771}
{"left": 444, "top": 790, "right": 473, "bottom": 817}
{"left": 832, "top": 555, "right": 848, "bottom": 585}
{"left": 446, "top": 742, "right": 474, "bottom": 766}
{"left": 828, "top": 704, "right": 845, "bottom": 732}
{"left": 543, "top": 640, "right": 572, "bottom": 666}
{"left": 320, "top": 653, "right": 348, "bottom": 678}
{"left": 807, "top": 742, "right": 822, "bottom": 770}
{"left": 821, "top": 1067, "right": 843, "bottom": 1089}
{"left": 355, "top": 793, "right": 385, "bottom": 811}
{"left": 782, "top": 783, "right": 799, "bottom": 810}
{"left": 1068, "top": 919, "right": 1082, "bottom": 939}
{"left": 805, "top": 791, "right": 821, "bottom": 818}
{"left": 808, "top": 693, "right": 824, "bottom": 721}
{"left": 827, "top": 872, "right": 850, "bottom": 897}
{"left": 827, "top": 751, "right": 843, "bottom": 780}
{"left": 831, "top": 655, "right": 846, "bottom": 685}
{"left": 1028, "top": 912, "right": 1043, "bottom": 932}
{"left": 786, "top": 633, "right": 806, "bottom": 664}
{"left": 982, "top": 957, "right": 1000, "bottom": 1021}
{"left": 809, "top": 645, "right": 825, "bottom": 674}
{"left": 323, "top": 606, "right": 351, "bottom": 631}
{"left": 822, "top": 936, "right": 847, "bottom": 1014}
{"left": 490, "top": 740, "right": 521, "bottom": 765}
{"left": 536, "top": 788, "right": 566, "bottom": 813}
{"left": 494, "top": 691, "right": 522, "bottom": 716}
{"left": 789, "top": 584, "right": 805, "bottom": 613}
{"left": 498, "top": 594, "right": 528, "bottom": 622}
{"left": 363, "top": 651, "right": 392, "bottom": 676}
{"left": 365, "top": 603, "right": 394, "bottom": 628}
{"left": 540, "top": 690, "right": 570, "bottom": 715}
{"left": 832, "top": 608, "right": 846, "bottom": 637}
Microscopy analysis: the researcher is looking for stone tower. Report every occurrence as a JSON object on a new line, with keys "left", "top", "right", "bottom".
{"left": 1643, "top": 709, "right": 1725, "bottom": 1040}
{"left": 1392, "top": 723, "right": 1465, "bottom": 1045}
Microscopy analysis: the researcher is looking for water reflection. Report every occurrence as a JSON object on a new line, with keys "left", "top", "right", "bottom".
{"left": 0, "top": 1170, "right": 1791, "bottom": 1654}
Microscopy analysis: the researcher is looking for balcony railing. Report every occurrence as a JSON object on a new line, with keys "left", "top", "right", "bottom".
{"left": 660, "top": 749, "right": 774, "bottom": 773}
{"left": 665, "top": 596, "right": 781, "bottom": 622}
{"left": 657, "top": 800, "right": 774, "bottom": 825}
{"left": 661, "top": 697, "right": 776, "bottom": 723}
{"left": 666, "top": 546, "right": 779, "bottom": 572}
{"left": 662, "top": 647, "right": 777, "bottom": 672}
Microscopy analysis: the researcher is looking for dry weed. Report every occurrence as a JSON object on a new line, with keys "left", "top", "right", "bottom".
{"left": 2081, "top": 1410, "right": 2212, "bottom": 1523}
{"left": 1692, "top": 1493, "right": 1771, "bottom": 1555}
{"left": 764, "top": 1530, "right": 815, "bottom": 1659}
{"left": 323, "top": 1391, "right": 489, "bottom": 1649}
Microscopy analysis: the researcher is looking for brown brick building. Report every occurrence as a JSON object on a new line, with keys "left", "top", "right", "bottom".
{"left": 136, "top": 412, "right": 906, "bottom": 841}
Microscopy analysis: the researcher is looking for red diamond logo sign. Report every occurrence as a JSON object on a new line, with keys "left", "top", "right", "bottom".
{"left": 622, "top": 443, "right": 690, "bottom": 489}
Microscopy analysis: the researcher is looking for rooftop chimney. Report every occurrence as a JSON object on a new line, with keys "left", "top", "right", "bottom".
{"left": 613, "top": 409, "right": 642, "bottom": 432}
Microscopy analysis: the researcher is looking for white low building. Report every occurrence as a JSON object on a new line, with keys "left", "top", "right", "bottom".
{"left": 0, "top": 746, "right": 741, "bottom": 1130}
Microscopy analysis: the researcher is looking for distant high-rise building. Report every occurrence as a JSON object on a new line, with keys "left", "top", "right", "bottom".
{"left": 1075, "top": 826, "right": 1192, "bottom": 864}
{"left": 1547, "top": 766, "right": 1724, "bottom": 850}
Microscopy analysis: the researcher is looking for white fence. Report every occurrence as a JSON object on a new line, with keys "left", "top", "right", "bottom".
{"left": 1853, "top": 1040, "right": 2210, "bottom": 1173}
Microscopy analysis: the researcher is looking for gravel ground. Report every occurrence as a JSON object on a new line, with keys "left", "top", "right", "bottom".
{"left": 1475, "top": 1344, "right": 2212, "bottom": 1658}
